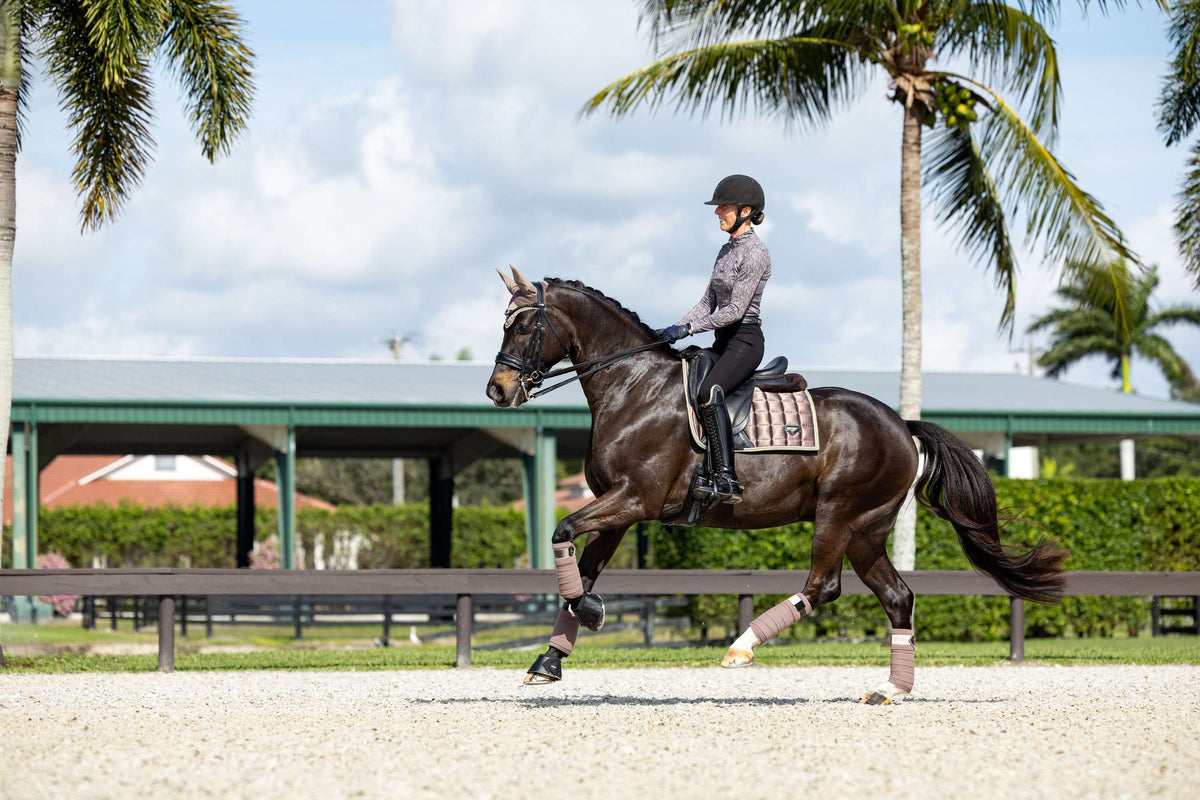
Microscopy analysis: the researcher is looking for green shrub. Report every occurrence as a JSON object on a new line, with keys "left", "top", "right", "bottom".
{"left": 7, "top": 477, "right": 1198, "bottom": 641}
{"left": 647, "top": 477, "right": 1200, "bottom": 641}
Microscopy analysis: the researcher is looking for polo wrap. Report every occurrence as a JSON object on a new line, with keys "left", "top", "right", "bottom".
{"left": 553, "top": 543, "right": 584, "bottom": 600}
{"left": 889, "top": 629, "right": 916, "bottom": 693}
{"left": 548, "top": 607, "right": 581, "bottom": 656}
{"left": 749, "top": 593, "right": 811, "bottom": 644}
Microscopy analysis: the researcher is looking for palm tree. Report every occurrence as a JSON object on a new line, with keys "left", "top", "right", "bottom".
{"left": 0, "top": 0, "right": 254, "bottom": 528}
{"left": 1159, "top": 1, "right": 1200, "bottom": 277}
{"left": 583, "top": 0, "right": 1146, "bottom": 567}
{"left": 1028, "top": 260, "right": 1200, "bottom": 394}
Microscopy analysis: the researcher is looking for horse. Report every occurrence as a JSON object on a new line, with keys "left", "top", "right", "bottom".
{"left": 486, "top": 267, "right": 1066, "bottom": 704}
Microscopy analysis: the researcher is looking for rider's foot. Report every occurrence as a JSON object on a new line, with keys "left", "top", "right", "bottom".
{"left": 694, "top": 471, "right": 742, "bottom": 504}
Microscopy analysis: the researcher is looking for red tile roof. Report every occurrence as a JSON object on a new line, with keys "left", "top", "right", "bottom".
{"left": 4, "top": 455, "right": 334, "bottom": 525}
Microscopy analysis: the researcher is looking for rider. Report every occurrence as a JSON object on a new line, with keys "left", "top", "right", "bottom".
{"left": 657, "top": 174, "right": 771, "bottom": 505}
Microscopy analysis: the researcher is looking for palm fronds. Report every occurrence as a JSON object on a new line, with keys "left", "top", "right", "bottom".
{"left": 31, "top": 0, "right": 253, "bottom": 228}
{"left": 947, "top": 73, "right": 1137, "bottom": 315}
{"left": 637, "top": 1, "right": 891, "bottom": 52}
{"left": 923, "top": 120, "right": 1019, "bottom": 331}
{"left": 1157, "top": 0, "right": 1200, "bottom": 147}
{"left": 1176, "top": 139, "right": 1200, "bottom": 276}
{"left": 1159, "top": 0, "right": 1200, "bottom": 277}
{"left": 41, "top": 0, "right": 156, "bottom": 230}
{"left": 939, "top": 2, "right": 1061, "bottom": 143}
{"left": 583, "top": 34, "right": 866, "bottom": 128}
{"left": 1028, "top": 261, "right": 1200, "bottom": 392}
{"left": 162, "top": 0, "right": 254, "bottom": 161}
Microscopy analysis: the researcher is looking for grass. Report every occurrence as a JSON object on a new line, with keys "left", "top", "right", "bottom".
{"left": 3, "top": 619, "right": 1199, "bottom": 673}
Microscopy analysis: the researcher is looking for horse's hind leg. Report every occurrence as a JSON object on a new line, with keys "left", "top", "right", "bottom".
{"left": 847, "top": 531, "right": 916, "bottom": 705}
{"left": 525, "top": 527, "right": 628, "bottom": 686}
{"left": 720, "top": 508, "right": 853, "bottom": 668}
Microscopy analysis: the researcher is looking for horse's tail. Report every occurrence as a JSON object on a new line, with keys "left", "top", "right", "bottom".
{"left": 907, "top": 420, "right": 1067, "bottom": 604}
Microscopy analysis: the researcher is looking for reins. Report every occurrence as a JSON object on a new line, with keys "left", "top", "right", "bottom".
{"left": 495, "top": 282, "right": 670, "bottom": 400}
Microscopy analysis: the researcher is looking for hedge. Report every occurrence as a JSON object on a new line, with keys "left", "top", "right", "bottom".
{"left": 4, "top": 477, "right": 1198, "bottom": 641}
{"left": 645, "top": 477, "right": 1200, "bottom": 641}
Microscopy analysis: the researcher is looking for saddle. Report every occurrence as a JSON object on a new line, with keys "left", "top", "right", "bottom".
{"left": 682, "top": 347, "right": 810, "bottom": 450}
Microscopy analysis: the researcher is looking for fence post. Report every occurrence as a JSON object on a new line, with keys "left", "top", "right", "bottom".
{"left": 456, "top": 594, "right": 472, "bottom": 668}
{"left": 1009, "top": 596, "right": 1025, "bottom": 663}
{"left": 737, "top": 594, "right": 754, "bottom": 635}
{"left": 158, "top": 595, "right": 175, "bottom": 672}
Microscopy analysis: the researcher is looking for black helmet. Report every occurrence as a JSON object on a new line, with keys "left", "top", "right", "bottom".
{"left": 703, "top": 174, "right": 765, "bottom": 210}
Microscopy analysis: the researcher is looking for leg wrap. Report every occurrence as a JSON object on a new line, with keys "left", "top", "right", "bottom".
{"left": 553, "top": 543, "right": 583, "bottom": 600}
{"left": 548, "top": 606, "right": 581, "bottom": 656}
{"left": 889, "top": 629, "right": 916, "bottom": 693}
{"left": 749, "top": 594, "right": 811, "bottom": 644}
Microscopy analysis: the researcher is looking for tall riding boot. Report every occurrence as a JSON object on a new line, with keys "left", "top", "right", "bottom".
{"left": 696, "top": 386, "right": 743, "bottom": 505}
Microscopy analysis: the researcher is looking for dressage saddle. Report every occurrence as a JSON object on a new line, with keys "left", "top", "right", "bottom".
{"left": 683, "top": 348, "right": 807, "bottom": 450}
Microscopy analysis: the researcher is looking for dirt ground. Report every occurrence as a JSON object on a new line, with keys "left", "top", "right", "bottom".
{"left": 2, "top": 665, "right": 1197, "bottom": 799}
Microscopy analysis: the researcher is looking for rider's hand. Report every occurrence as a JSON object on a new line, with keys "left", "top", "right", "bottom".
{"left": 656, "top": 323, "right": 690, "bottom": 343}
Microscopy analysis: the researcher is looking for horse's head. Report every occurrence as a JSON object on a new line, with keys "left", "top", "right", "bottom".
{"left": 486, "top": 266, "right": 573, "bottom": 408}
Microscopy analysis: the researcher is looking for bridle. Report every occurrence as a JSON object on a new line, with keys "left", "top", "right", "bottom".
{"left": 494, "top": 281, "right": 669, "bottom": 401}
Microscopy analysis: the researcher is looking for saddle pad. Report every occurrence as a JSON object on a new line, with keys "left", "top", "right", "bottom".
{"left": 681, "top": 363, "right": 820, "bottom": 453}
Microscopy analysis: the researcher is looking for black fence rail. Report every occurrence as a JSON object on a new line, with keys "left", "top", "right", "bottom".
{"left": 4, "top": 569, "right": 1200, "bottom": 671}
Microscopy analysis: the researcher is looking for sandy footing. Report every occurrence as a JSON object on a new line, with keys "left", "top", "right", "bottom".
{"left": 2, "top": 665, "right": 1197, "bottom": 799}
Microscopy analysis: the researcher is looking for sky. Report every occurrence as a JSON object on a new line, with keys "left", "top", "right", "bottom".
{"left": 14, "top": 1, "right": 1199, "bottom": 401}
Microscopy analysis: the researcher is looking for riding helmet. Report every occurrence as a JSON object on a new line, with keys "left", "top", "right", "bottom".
{"left": 704, "top": 174, "right": 765, "bottom": 210}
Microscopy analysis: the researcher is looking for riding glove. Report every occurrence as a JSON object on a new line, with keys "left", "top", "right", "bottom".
{"left": 656, "top": 323, "right": 690, "bottom": 343}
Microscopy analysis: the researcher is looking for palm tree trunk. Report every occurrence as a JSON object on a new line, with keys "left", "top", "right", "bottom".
{"left": 0, "top": 79, "right": 15, "bottom": 534}
{"left": 893, "top": 99, "right": 924, "bottom": 571}
{"left": 0, "top": 15, "right": 18, "bottom": 666}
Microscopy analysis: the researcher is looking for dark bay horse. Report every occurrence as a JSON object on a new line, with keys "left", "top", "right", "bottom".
{"left": 486, "top": 268, "right": 1066, "bottom": 703}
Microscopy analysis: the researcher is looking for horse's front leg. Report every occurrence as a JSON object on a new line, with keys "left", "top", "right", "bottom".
{"left": 548, "top": 487, "right": 652, "bottom": 629}
{"left": 525, "top": 526, "right": 628, "bottom": 685}
{"left": 524, "top": 487, "right": 651, "bottom": 685}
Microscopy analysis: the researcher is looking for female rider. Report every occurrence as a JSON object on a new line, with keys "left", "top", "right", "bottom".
{"left": 657, "top": 174, "right": 771, "bottom": 505}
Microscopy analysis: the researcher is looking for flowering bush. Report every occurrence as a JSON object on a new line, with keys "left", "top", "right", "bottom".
{"left": 36, "top": 552, "right": 80, "bottom": 616}
{"left": 249, "top": 537, "right": 281, "bottom": 569}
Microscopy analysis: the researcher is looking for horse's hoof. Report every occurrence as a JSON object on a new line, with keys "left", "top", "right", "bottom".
{"left": 574, "top": 592, "right": 605, "bottom": 632}
{"left": 860, "top": 683, "right": 908, "bottom": 705}
{"left": 524, "top": 671, "right": 559, "bottom": 686}
{"left": 720, "top": 647, "right": 755, "bottom": 668}
{"left": 523, "top": 652, "right": 562, "bottom": 685}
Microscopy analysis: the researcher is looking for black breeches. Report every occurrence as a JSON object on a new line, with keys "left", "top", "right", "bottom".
{"left": 698, "top": 322, "right": 765, "bottom": 401}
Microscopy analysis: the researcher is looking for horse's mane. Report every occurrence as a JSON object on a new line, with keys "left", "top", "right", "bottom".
{"left": 544, "top": 277, "right": 669, "bottom": 345}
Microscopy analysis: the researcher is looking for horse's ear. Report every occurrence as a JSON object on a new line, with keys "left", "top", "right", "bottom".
{"left": 497, "top": 268, "right": 519, "bottom": 295}
{"left": 510, "top": 265, "right": 538, "bottom": 297}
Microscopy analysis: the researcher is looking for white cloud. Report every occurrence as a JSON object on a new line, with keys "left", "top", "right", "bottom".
{"left": 10, "top": 2, "right": 1196, "bottom": 404}
{"left": 389, "top": 0, "right": 645, "bottom": 93}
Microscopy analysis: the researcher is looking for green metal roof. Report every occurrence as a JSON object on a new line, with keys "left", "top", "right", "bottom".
{"left": 11, "top": 358, "right": 1200, "bottom": 453}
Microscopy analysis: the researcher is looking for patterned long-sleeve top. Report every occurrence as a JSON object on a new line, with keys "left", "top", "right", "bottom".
{"left": 676, "top": 229, "right": 772, "bottom": 334}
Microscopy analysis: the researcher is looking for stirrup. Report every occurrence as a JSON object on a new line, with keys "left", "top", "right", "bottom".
{"left": 693, "top": 470, "right": 742, "bottom": 505}
{"left": 712, "top": 472, "right": 743, "bottom": 504}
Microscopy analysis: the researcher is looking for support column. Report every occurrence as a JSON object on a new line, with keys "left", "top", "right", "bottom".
{"left": 10, "top": 422, "right": 41, "bottom": 621}
{"left": 1002, "top": 426, "right": 1014, "bottom": 478}
{"left": 533, "top": 426, "right": 556, "bottom": 571}
{"left": 1119, "top": 439, "right": 1136, "bottom": 481}
{"left": 429, "top": 456, "right": 453, "bottom": 568}
{"left": 235, "top": 448, "right": 256, "bottom": 569}
{"left": 275, "top": 427, "right": 296, "bottom": 570}
{"left": 10, "top": 421, "right": 37, "bottom": 569}
{"left": 11, "top": 422, "right": 28, "bottom": 571}
{"left": 521, "top": 454, "right": 537, "bottom": 567}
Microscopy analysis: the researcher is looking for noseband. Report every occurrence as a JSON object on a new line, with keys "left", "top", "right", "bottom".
{"left": 494, "top": 281, "right": 669, "bottom": 400}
